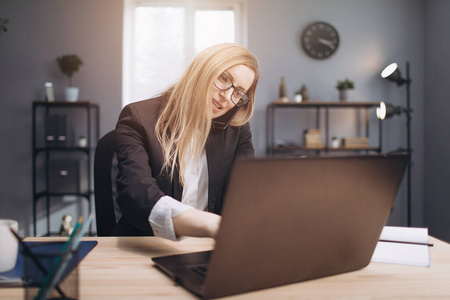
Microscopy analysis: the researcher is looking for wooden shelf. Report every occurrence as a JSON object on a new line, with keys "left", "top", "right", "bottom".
{"left": 272, "top": 145, "right": 381, "bottom": 152}
{"left": 268, "top": 100, "right": 381, "bottom": 108}
{"left": 266, "top": 101, "right": 383, "bottom": 156}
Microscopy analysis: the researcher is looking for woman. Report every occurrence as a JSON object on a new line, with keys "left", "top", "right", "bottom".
{"left": 112, "top": 43, "right": 260, "bottom": 240}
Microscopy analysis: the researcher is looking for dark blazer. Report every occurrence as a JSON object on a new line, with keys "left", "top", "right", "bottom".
{"left": 111, "top": 96, "right": 254, "bottom": 236}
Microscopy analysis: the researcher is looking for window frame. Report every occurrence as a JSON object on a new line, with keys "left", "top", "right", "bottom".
{"left": 122, "top": 0, "right": 247, "bottom": 107}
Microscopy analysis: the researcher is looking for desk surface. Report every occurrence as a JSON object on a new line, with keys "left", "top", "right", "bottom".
{"left": 2, "top": 236, "right": 450, "bottom": 299}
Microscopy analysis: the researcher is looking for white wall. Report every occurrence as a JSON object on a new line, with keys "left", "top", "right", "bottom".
{"left": 2, "top": 0, "right": 447, "bottom": 240}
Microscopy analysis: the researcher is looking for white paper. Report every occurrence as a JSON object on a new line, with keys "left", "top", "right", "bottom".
{"left": 370, "top": 226, "right": 431, "bottom": 267}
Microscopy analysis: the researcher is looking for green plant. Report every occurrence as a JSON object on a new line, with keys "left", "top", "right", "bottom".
{"left": 336, "top": 78, "right": 355, "bottom": 90}
{"left": 56, "top": 54, "right": 83, "bottom": 86}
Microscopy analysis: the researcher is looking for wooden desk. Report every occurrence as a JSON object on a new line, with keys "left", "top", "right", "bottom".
{"left": 2, "top": 236, "right": 450, "bottom": 299}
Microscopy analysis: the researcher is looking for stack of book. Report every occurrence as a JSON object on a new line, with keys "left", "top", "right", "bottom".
{"left": 341, "top": 137, "right": 370, "bottom": 149}
{"left": 304, "top": 129, "right": 323, "bottom": 148}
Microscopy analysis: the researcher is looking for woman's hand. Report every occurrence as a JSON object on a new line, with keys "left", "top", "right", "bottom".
{"left": 172, "top": 209, "right": 222, "bottom": 239}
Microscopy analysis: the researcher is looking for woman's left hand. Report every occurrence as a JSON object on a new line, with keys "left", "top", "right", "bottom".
{"left": 172, "top": 209, "right": 222, "bottom": 239}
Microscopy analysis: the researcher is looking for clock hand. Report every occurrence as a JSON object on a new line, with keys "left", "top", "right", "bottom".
{"left": 318, "top": 38, "right": 335, "bottom": 50}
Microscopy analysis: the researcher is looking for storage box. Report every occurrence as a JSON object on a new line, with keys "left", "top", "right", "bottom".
{"left": 49, "top": 160, "right": 80, "bottom": 194}
{"left": 304, "top": 129, "right": 323, "bottom": 148}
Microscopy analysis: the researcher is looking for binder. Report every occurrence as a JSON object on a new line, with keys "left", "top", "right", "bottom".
{"left": 45, "top": 115, "right": 67, "bottom": 147}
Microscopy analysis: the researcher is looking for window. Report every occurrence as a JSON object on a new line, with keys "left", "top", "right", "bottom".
{"left": 123, "top": 0, "right": 246, "bottom": 107}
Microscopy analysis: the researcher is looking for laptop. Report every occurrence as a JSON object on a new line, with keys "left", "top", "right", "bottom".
{"left": 152, "top": 154, "right": 409, "bottom": 299}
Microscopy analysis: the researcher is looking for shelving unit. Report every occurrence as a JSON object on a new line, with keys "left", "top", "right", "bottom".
{"left": 266, "top": 101, "right": 382, "bottom": 156}
{"left": 32, "top": 101, "right": 100, "bottom": 236}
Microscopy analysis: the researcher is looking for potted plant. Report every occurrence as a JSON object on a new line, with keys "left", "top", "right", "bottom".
{"left": 295, "top": 84, "right": 309, "bottom": 103}
{"left": 336, "top": 78, "right": 354, "bottom": 101}
{"left": 56, "top": 54, "right": 83, "bottom": 102}
{"left": 331, "top": 136, "right": 340, "bottom": 148}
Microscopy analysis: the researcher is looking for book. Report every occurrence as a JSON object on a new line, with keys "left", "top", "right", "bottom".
{"left": 341, "top": 137, "right": 369, "bottom": 148}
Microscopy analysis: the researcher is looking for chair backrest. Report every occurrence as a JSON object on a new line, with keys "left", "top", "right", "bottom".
{"left": 94, "top": 130, "right": 120, "bottom": 236}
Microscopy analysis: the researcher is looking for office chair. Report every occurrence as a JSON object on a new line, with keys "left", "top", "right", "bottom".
{"left": 94, "top": 130, "right": 121, "bottom": 236}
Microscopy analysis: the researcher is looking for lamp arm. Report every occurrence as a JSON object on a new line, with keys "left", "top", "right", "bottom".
{"left": 401, "top": 107, "right": 413, "bottom": 114}
{"left": 397, "top": 78, "right": 412, "bottom": 86}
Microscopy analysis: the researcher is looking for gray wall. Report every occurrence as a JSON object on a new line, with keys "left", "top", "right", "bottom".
{"left": 0, "top": 0, "right": 448, "bottom": 241}
{"left": 0, "top": 0, "right": 123, "bottom": 235}
{"left": 247, "top": 0, "right": 425, "bottom": 231}
{"left": 424, "top": 0, "right": 450, "bottom": 242}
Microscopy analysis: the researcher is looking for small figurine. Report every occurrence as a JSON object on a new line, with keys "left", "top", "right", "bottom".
{"left": 59, "top": 213, "right": 74, "bottom": 236}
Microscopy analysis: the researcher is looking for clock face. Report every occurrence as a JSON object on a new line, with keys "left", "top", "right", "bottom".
{"left": 301, "top": 22, "right": 339, "bottom": 59}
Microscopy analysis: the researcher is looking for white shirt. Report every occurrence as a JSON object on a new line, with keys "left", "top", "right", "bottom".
{"left": 148, "top": 149, "right": 208, "bottom": 241}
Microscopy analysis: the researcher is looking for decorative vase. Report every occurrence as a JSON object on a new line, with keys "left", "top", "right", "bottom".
{"left": 279, "top": 76, "right": 289, "bottom": 102}
{"left": 65, "top": 87, "right": 79, "bottom": 102}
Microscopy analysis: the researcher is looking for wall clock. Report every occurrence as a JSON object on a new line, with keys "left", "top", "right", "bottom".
{"left": 301, "top": 22, "right": 339, "bottom": 60}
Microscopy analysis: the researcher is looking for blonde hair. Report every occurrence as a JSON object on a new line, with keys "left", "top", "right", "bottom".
{"left": 155, "top": 43, "right": 260, "bottom": 186}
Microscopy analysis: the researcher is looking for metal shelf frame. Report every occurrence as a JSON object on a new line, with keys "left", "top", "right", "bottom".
{"left": 32, "top": 101, "right": 100, "bottom": 236}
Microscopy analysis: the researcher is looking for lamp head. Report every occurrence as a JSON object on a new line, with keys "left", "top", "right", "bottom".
{"left": 376, "top": 101, "right": 387, "bottom": 120}
{"left": 381, "top": 63, "right": 407, "bottom": 86}
{"left": 377, "top": 101, "right": 403, "bottom": 120}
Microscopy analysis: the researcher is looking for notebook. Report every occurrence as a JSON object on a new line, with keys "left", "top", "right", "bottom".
{"left": 152, "top": 154, "right": 409, "bottom": 299}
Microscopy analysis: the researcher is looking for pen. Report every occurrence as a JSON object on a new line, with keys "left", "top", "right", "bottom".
{"left": 9, "top": 227, "right": 66, "bottom": 298}
{"left": 379, "top": 239, "right": 434, "bottom": 247}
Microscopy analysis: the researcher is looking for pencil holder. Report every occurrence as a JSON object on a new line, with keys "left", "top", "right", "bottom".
{"left": 23, "top": 242, "right": 80, "bottom": 300}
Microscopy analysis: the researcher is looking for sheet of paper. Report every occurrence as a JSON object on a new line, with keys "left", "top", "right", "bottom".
{"left": 370, "top": 226, "right": 431, "bottom": 267}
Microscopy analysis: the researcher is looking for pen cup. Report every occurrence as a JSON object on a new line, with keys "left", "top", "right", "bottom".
{"left": 23, "top": 243, "right": 80, "bottom": 300}
{"left": 0, "top": 219, "right": 19, "bottom": 273}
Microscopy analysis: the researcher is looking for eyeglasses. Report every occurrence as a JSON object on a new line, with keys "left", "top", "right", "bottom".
{"left": 213, "top": 72, "right": 250, "bottom": 106}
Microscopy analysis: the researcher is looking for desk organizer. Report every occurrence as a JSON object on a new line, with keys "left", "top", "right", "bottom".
{"left": 0, "top": 241, "right": 97, "bottom": 299}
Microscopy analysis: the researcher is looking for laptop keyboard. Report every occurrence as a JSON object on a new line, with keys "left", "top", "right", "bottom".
{"left": 190, "top": 265, "right": 209, "bottom": 277}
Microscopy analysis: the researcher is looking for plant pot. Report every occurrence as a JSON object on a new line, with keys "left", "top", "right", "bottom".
{"left": 338, "top": 89, "right": 352, "bottom": 101}
{"left": 331, "top": 138, "right": 340, "bottom": 149}
{"left": 65, "top": 87, "right": 80, "bottom": 102}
